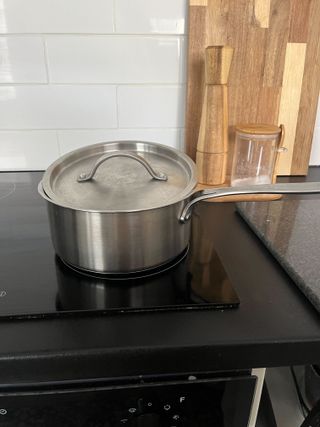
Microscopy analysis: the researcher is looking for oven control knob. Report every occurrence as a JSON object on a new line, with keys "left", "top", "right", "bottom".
{"left": 134, "top": 413, "right": 160, "bottom": 426}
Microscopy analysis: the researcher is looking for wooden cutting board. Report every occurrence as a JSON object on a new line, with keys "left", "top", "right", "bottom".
{"left": 186, "top": 0, "right": 320, "bottom": 176}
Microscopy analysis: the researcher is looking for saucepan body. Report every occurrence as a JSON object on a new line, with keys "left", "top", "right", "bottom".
{"left": 39, "top": 140, "right": 320, "bottom": 273}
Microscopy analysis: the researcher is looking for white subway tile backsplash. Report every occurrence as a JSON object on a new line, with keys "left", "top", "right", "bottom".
{"left": 0, "top": 86, "right": 117, "bottom": 129}
{"left": 0, "top": 131, "right": 59, "bottom": 170}
{"left": 58, "top": 128, "right": 181, "bottom": 155}
{"left": 310, "top": 127, "right": 320, "bottom": 165}
{"left": 179, "top": 128, "right": 185, "bottom": 150}
{"left": 0, "top": 37, "right": 47, "bottom": 83}
{"left": 179, "top": 37, "right": 187, "bottom": 84}
{"left": 0, "top": 0, "right": 114, "bottom": 34}
{"left": 46, "top": 36, "right": 184, "bottom": 84}
{"left": 118, "top": 86, "right": 186, "bottom": 128}
{"left": 1, "top": 0, "right": 319, "bottom": 172}
{"left": 115, "top": 0, "right": 186, "bottom": 34}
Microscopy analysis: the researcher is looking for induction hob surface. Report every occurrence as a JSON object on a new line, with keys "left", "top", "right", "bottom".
{"left": 0, "top": 172, "right": 239, "bottom": 319}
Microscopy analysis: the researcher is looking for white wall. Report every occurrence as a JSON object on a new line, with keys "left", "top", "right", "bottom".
{"left": 0, "top": 0, "right": 187, "bottom": 170}
{"left": 0, "top": 0, "right": 319, "bottom": 170}
{"left": 309, "top": 99, "right": 320, "bottom": 165}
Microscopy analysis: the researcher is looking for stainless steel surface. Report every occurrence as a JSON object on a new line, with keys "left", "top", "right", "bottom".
{"left": 77, "top": 151, "right": 168, "bottom": 183}
{"left": 42, "top": 141, "right": 197, "bottom": 211}
{"left": 179, "top": 182, "right": 320, "bottom": 222}
{"left": 39, "top": 140, "right": 320, "bottom": 273}
{"left": 39, "top": 183, "right": 191, "bottom": 273}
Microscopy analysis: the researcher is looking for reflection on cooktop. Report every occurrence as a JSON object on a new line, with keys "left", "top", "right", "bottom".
{"left": 56, "top": 249, "right": 189, "bottom": 311}
{"left": 56, "top": 244, "right": 239, "bottom": 313}
{"left": 0, "top": 172, "right": 239, "bottom": 319}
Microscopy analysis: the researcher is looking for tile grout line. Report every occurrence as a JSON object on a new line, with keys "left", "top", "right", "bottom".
{"left": 178, "top": 37, "right": 187, "bottom": 85}
{"left": 115, "top": 86, "right": 120, "bottom": 129}
{"left": 42, "top": 36, "right": 50, "bottom": 84}
{"left": 0, "top": 128, "right": 184, "bottom": 132}
{"left": 55, "top": 130, "right": 62, "bottom": 156}
{"left": 0, "top": 83, "right": 186, "bottom": 87}
{"left": 0, "top": 33, "right": 186, "bottom": 38}
{"left": 112, "top": 0, "right": 117, "bottom": 33}
{"left": 178, "top": 128, "right": 182, "bottom": 151}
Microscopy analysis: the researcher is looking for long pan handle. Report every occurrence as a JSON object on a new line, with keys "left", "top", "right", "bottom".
{"left": 180, "top": 182, "right": 320, "bottom": 223}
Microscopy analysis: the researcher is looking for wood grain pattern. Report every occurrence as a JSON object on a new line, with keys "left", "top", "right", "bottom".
{"left": 289, "top": 0, "right": 312, "bottom": 43}
{"left": 197, "top": 85, "right": 228, "bottom": 154}
{"left": 206, "top": 1, "right": 229, "bottom": 46}
{"left": 227, "top": 0, "right": 267, "bottom": 88}
{"left": 185, "top": 5, "right": 207, "bottom": 161}
{"left": 228, "top": 86, "right": 281, "bottom": 125}
{"left": 277, "top": 43, "right": 306, "bottom": 175}
{"left": 196, "top": 46, "right": 233, "bottom": 185}
{"left": 226, "top": 0, "right": 250, "bottom": 86}
{"left": 190, "top": 0, "right": 208, "bottom": 5}
{"left": 291, "top": 0, "right": 320, "bottom": 174}
{"left": 185, "top": 0, "right": 320, "bottom": 175}
{"left": 256, "top": 87, "right": 281, "bottom": 123}
{"left": 205, "top": 46, "right": 234, "bottom": 85}
{"left": 253, "top": 0, "right": 271, "bottom": 28}
{"left": 262, "top": 0, "right": 291, "bottom": 88}
{"left": 196, "top": 151, "right": 227, "bottom": 185}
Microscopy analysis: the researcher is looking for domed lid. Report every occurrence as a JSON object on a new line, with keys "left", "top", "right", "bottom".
{"left": 41, "top": 141, "right": 197, "bottom": 212}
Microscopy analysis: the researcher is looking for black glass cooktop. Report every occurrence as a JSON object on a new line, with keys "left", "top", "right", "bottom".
{"left": 0, "top": 172, "right": 239, "bottom": 319}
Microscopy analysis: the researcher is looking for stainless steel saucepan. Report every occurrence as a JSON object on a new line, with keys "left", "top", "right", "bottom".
{"left": 39, "top": 141, "right": 320, "bottom": 273}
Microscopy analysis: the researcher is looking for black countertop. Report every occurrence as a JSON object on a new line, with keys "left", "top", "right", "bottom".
{"left": 237, "top": 195, "right": 320, "bottom": 313}
{"left": 1, "top": 171, "right": 320, "bottom": 385}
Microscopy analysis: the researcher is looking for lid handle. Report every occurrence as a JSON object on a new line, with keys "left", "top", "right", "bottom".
{"left": 77, "top": 151, "right": 168, "bottom": 183}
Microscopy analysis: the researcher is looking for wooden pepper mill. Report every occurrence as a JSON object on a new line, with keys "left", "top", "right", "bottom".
{"left": 196, "top": 45, "right": 234, "bottom": 185}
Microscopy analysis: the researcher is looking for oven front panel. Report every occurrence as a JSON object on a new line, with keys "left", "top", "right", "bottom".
{"left": 0, "top": 375, "right": 256, "bottom": 426}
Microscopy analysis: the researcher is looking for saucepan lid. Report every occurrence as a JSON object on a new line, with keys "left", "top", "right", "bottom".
{"left": 41, "top": 141, "right": 197, "bottom": 212}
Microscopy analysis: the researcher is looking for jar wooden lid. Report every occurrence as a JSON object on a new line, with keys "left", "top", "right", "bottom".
{"left": 235, "top": 123, "right": 281, "bottom": 135}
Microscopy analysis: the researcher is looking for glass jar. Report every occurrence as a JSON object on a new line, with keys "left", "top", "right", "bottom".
{"left": 231, "top": 124, "right": 286, "bottom": 187}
